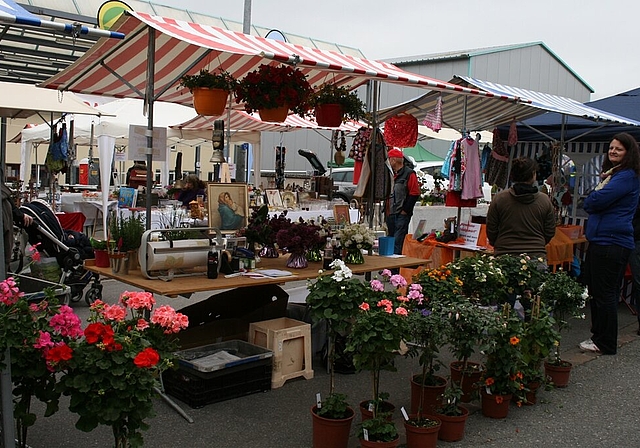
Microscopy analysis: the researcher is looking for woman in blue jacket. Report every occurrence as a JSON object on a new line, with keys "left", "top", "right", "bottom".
{"left": 580, "top": 133, "right": 640, "bottom": 355}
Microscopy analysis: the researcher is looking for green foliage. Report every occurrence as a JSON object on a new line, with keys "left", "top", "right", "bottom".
{"left": 539, "top": 270, "right": 588, "bottom": 333}
{"left": 108, "top": 211, "right": 145, "bottom": 252}
{"left": 308, "top": 82, "right": 367, "bottom": 122}
{"left": 405, "top": 304, "right": 449, "bottom": 385}
{"left": 179, "top": 68, "right": 237, "bottom": 93}
{"left": 358, "top": 415, "right": 398, "bottom": 443}
{"left": 435, "top": 383, "right": 464, "bottom": 416}
{"left": 315, "top": 393, "right": 352, "bottom": 419}
{"left": 412, "top": 265, "right": 464, "bottom": 305}
{"left": 89, "top": 238, "right": 108, "bottom": 250}
{"left": 444, "top": 300, "right": 493, "bottom": 365}
{"left": 448, "top": 254, "right": 508, "bottom": 306}
{"left": 495, "top": 254, "right": 548, "bottom": 298}
{"left": 519, "top": 295, "right": 560, "bottom": 384}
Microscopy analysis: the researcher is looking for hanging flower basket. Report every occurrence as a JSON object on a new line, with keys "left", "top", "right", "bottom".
{"left": 315, "top": 103, "right": 344, "bottom": 127}
{"left": 258, "top": 105, "right": 289, "bottom": 123}
{"left": 192, "top": 87, "right": 229, "bottom": 116}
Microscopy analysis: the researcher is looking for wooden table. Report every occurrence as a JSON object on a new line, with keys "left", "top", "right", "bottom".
{"left": 84, "top": 254, "right": 429, "bottom": 297}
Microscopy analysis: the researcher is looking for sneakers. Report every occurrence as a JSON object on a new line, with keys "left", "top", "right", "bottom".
{"left": 579, "top": 339, "right": 601, "bottom": 354}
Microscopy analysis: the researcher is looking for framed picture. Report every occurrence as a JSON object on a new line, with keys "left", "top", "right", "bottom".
{"left": 281, "top": 191, "right": 297, "bottom": 209}
{"left": 413, "top": 219, "right": 428, "bottom": 239}
{"left": 207, "top": 183, "right": 249, "bottom": 232}
{"left": 333, "top": 204, "right": 351, "bottom": 225}
{"left": 265, "top": 189, "right": 283, "bottom": 208}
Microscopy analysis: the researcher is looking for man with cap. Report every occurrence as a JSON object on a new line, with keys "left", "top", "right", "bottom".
{"left": 386, "top": 148, "right": 420, "bottom": 258}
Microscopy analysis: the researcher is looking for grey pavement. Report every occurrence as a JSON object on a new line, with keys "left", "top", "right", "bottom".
{"left": 18, "top": 277, "right": 640, "bottom": 447}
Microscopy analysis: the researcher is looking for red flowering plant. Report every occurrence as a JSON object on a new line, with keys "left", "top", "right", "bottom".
{"left": 0, "top": 277, "right": 82, "bottom": 448}
{"left": 54, "top": 291, "right": 188, "bottom": 448}
{"left": 478, "top": 304, "right": 526, "bottom": 405}
{"left": 234, "top": 63, "right": 312, "bottom": 116}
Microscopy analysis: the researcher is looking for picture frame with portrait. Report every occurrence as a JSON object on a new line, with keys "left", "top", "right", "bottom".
{"left": 333, "top": 204, "right": 351, "bottom": 225}
{"left": 207, "top": 183, "right": 249, "bottom": 232}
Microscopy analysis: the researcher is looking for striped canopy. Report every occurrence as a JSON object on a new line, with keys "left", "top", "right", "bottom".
{"left": 39, "top": 11, "right": 522, "bottom": 108}
{"left": 171, "top": 110, "right": 364, "bottom": 138}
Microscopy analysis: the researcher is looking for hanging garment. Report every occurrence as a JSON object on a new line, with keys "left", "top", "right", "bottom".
{"left": 460, "top": 137, "right": 483, "bottom": 200}
{"left": 450, "top": 139, "right": 465, "bottom": 192}
{"left": 349, "top": 127, "right": 371, "bottom": 161}
{"left": 45, "top": 123, "right": 69, "bottom": 174}
{"left": 441, "top": 140, "right": 457, "bottom": 180}
{"left": 384, "top": 114, "right": 418, "bottom": 148}
{"left": 486, "top": 128, "right": 509, "bottom": 188}
{"left": 445, "top": 190, "right": 477, "bottom": 207}
{"left": 508, "top": 119, "right": 518, "bottom": 146}
{"left": 422, "top": 95, "right": 443, "bottom": 132}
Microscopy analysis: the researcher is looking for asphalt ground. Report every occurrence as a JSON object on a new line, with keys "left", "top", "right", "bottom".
{"left": 12, "top": 277, "right": 640, "bottom": 448}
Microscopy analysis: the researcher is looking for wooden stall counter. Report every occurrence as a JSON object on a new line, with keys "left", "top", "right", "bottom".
{"left": 84, "top": 254, "right": 430, "bottom": 298}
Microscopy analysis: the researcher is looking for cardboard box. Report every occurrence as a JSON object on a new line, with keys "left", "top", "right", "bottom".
{"left": 249, "top": 317, "right": 314, "bottom": 388}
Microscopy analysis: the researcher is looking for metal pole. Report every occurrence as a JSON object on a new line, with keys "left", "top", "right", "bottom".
{"left": 242, "top": 0, "right": 252, "bottom": 34}
{"left": 145, "top": 29, "right": 156, "bottom": 230}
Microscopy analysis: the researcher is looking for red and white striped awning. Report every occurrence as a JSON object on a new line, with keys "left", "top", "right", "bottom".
{"left": 40, "top": 11, "right": 523, "bottom": 108}
{"left": 171, "top": 110, "right": 364, "bottom": 136}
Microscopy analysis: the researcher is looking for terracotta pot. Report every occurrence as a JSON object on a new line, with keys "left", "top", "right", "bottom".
{"left": 524, "top": 381, "right": 541, "bottom": 405}
{"left": 404, "top": 415, "right": 441, "bottom": 448}
{"left": 258, "top": 105, "right": 289, "bottom": 122}
{"left": 544, "top": 360, "right": 572, "bottom": 388}
{"left": 93, "top": 249, "right": 110, "bottom": 268}
{"left": 358, "top": 437, "right": 399, "bottom": 448}
{"left": 359, "top": 400, "right": 395, "bottom": 422}
{"left": 480, "top": 388, "right": 511, "bottom": 419}
{"left": 315, "top": 103, "right": 344, "bottom": 127}
{"left": 409, "top": 374, "right": 447, "bottom": 414}
{"left": 433, "top": 406, "right": 469, "bottom": 442}
{"left": 310, "top": 405, "right": 355, "bottom": 448}
{"left": 192, "top": 87, "right": 228, "bottom": 116}
{"left": 450, "top": 361, "right": 483, "bottom": 402}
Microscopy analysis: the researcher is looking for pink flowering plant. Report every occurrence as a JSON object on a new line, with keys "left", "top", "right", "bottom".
{"left": 54, "top": 291, "right": 188, "bottom": 448}
{"left": 0, "top": 276, "right": 82, "bottom": 448}
{"left": 346, "top": 270, "right": 416, "bottom": 419}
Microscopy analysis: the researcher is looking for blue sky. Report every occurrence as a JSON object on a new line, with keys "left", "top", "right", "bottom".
{"left": 157, "top": 0, "right": 639, "bottom": 100}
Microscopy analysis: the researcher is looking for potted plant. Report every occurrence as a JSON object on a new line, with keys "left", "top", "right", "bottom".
{"left": 234, "top": 63, "right": 312, "bottom": 122}
{"left": 241, "top": 206, "right": 292, "bottom": 257}
{"left": 448, "top": 253, "right": 508, "bottom": 307}
{"left": 90, "top": 237, "right": 109, "bottom": 268}
{"left": 478, "top": 304, "right": 525, "bottom": 418}
{"left": 337, "top": 223, "right": 376, "bottom": 265}
{"left": 107, "top": 211, "right": 145, "bottom": 275}
{"left": 53, "top": 291, "right": 188, "bottom": 448}
{"left": 432, "top": 384, "right": 469, "bottom": 442}
{"left": 538, "top": 270, "right": 588, "bottom": 387}
{"left": 275, "top": 218, "right": 323, "bottom": 269}
{"left": 306, "top": 260, "right": 369, "bottom": 448}
{"left": 358, "top": 415, "right": 399, "bottom": 447}
{"left": 308, "top": 82, "right": 367, "bottom": 127}
{"left": 179, "top": 68, "right": 237, "bottom": 116}
{"left": 346, "top": 270, "right": 416, "bottom": 446}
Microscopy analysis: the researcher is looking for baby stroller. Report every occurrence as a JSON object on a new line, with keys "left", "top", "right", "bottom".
{"left": 17, "top": 199, "right": 96, "bottom": 304}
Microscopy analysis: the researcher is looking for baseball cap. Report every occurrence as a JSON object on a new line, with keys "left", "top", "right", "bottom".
{"left": 387, "top": 148, "right": 404, "bottom": 159}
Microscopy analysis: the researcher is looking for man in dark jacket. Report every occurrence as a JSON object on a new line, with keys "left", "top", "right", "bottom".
{"left": 2, "top": 184, "right": 33, "bottom": 271}
{"left": 385, "top": 148, "right": 420, "bottom": 256}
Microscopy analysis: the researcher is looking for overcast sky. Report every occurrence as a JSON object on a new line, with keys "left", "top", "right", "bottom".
{"left": 156, "top": 0, "right": 639, "bottom": 100}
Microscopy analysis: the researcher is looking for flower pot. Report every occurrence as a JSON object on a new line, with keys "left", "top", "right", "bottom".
{"left": 480, "top": 388, "right": 511, "bottom": 419}
{"left": 286, "top": 251, "right": 309, "bottom": 269}
{"left": 544, "top": 360, "right": 572, "bottom": 388}
{"left": 409, "top": 374, "right": 447, "bottom": 414}
{"left": 94, "top": 249, "right": 110, "bottom": 268}
{"left": 404, "top": 415, "right": 441, "bottom": 448}
{"left": 315, "top": 103, "right": 344, "bottom": 127}
{"left": 434, "top": 406, "right": 469, "bottom": 442}
{"left": 358, "top": 437, "right": 399, "bottom": 448}
{"left": 345, "top": 247, "right": 365, "bottom": 265}
{"left": 524, "top": 381, "right": 541, "bottom": 405}
{"left": 109, "top": 252, "right": 129, "bottom": 275}
{"left": 258, "top": 105, "right": 289, "bottom": 122}
{"left": 359, "top": 400, "right": 395, "bottom": 422}
{"left": 311, "top": 405, "right": 355, "bottom": 448}
{"left": 128, "top": 250, "right": 139, "bottom": 271}
{"left": 192, "top": 87, "right": 228, "bottom": 116}
{"left": 450, "top": 361, "right": 482, "bottom": 402}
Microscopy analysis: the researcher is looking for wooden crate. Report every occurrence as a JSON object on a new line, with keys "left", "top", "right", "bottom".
{"left": 249, "top": 317, "right": 314, "bottom": 388}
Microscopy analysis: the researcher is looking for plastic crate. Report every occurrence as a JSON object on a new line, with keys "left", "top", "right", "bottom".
{"left": 162, "top": 340, "right": 273, "bottom": 408}
{"left": 14, "top": 273, "right": 70, "bottom": 303}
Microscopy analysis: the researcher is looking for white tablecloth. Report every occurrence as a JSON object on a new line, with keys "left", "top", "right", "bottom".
{"left": 268, "top": 209, "right": 359, "bottom": 223}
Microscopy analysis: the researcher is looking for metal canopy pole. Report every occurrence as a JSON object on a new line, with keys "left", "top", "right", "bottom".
{"left": 144, "top": 29, "right": 156, "bottom": 230}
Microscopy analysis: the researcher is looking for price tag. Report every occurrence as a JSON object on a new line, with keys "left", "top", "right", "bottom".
{"left": 400, "top": 406, "right": 409, "bottom": 421}
{"left": 368, "top": 402, "right": 374, "bottom": 412}
{"left": 363, "top": 429, "right": 369, "bottom": 441}
{"left": 316, "top": 393, "right": 322, "bottom": 409}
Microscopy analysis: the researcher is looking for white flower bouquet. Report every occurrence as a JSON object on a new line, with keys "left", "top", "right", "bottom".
{"left": 338, "top": 223, "right": 376, "bottom": 251}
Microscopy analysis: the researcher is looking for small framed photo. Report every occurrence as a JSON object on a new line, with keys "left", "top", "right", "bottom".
{"left": 333, "top": 204, "right": 351, "bottom": 225}
{"left": 207, "top": 183, "right": 249, "bottom": 232}
{"left": 413, "top": 219, "right": 428, "bottom": 239}
{"left": 281, "top": 191, "right": 297, "bottom": 209}
{"left": 265, "top": 189, "right": 283, "bottom": 208}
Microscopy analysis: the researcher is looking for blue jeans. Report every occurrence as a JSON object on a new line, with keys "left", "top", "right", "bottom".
{"left": 386, "top": 213, "right": 411, "bottom": 255}
{"left": 582, "top": 243, "right": 631, "bottom": 354}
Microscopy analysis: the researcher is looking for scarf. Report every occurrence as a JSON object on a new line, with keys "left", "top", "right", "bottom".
{"left": 594, "top": 167, "right": 617, "bottom": 191}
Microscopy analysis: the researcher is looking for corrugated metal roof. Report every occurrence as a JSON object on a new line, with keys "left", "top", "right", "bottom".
{"left": 384, "top": 42, "right": 594, "bottom": 94}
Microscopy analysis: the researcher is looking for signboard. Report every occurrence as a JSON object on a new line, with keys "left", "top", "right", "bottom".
{"left": 458, "top": 222, "right": 482, "bottom": 247}
{"left": 127, "top": 125, "right": 167, "bottom": 162}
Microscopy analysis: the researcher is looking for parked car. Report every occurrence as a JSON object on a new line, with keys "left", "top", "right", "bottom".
{"left": 328, "top": 167, "right": 356, "bottom": 202}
